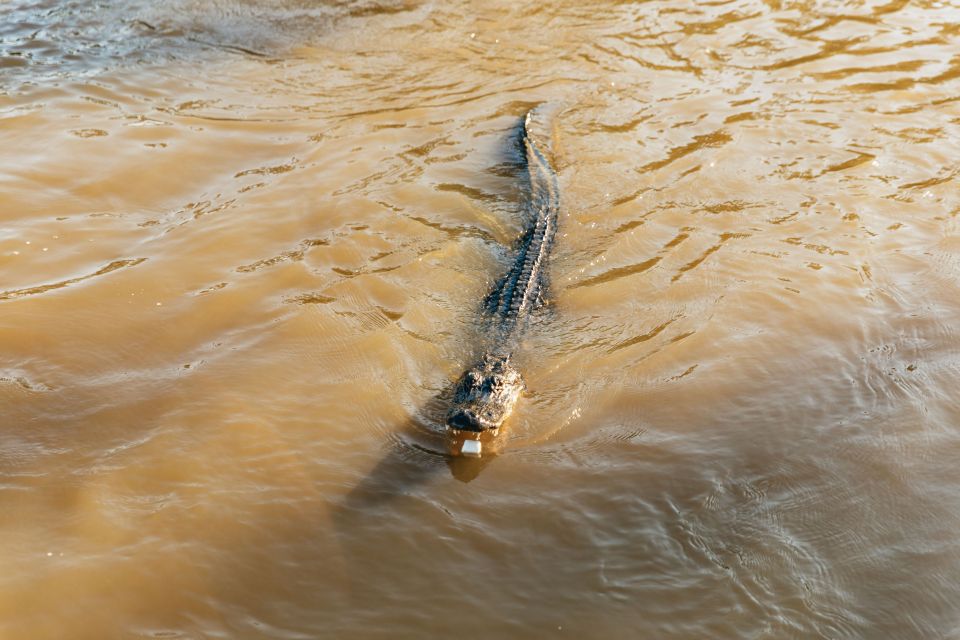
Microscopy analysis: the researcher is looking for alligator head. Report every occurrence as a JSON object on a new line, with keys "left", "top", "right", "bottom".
{"left": 446, "top": 354, "right": 524, "bottom": 433}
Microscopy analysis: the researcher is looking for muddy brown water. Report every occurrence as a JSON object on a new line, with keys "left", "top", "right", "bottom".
{"left": 3, "top": 0, "right": 960, "bottom": 638}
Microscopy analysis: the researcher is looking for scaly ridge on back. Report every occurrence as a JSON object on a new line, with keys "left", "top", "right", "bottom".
{"left": 485, "top": 108, "right": 560, "bottom": 333}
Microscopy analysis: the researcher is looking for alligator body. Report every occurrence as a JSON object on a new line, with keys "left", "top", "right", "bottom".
{"left": 446, "top": 107, "right": 560, "bottom": 455}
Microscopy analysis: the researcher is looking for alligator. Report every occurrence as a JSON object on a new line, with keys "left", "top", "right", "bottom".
{"left": 446, "top": 106, "right": 560, "bottom": 457}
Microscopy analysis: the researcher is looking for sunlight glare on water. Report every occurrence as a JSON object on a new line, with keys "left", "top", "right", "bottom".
{"left": 2, "top": 0, "right": 960, "bottom": 637}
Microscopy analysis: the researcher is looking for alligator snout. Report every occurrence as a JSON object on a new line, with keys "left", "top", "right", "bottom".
{"left": 446, "top": 354, "right": 523, "bottom": 439}
{"left": 448, "top": 408, "right": 485, "bottom": 431}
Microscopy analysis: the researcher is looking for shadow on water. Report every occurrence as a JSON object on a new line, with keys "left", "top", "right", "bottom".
{"left": 339, "top": 387, "right": 495, "bottom": 520}
{"left": 328, "top": 389, "right": 496, "bottom": 616}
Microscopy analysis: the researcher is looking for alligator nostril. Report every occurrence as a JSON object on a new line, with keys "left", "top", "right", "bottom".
{"left": 449, "top": 409, "right": 482, "bottom": 432}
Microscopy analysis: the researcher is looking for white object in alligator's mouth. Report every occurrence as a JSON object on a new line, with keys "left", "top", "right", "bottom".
{"left": 460, "top": 439, "right": 482, "bottom": 458}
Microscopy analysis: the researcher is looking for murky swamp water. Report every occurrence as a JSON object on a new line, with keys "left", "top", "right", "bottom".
{"left": 2, "top": 0, "right": 960, "bottom": 637}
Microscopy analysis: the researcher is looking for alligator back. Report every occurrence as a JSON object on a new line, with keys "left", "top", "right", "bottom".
{"left": 484, "top": 107, "right": 561, "bottom": 332}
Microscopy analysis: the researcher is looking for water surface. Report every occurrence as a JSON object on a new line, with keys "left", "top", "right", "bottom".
{"left": 3, "top": 0, "right": 960, "bottom": 637}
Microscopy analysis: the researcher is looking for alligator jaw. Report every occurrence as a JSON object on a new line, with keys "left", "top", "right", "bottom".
{"left": 447, "top": 425, "right": 501, "bottom": 458}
